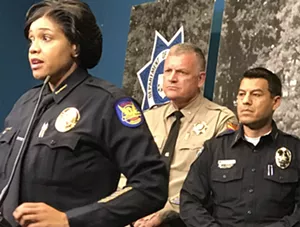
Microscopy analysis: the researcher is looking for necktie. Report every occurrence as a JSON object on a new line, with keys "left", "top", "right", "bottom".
{"left": 161, "top": 111, "right": 183, "bottom": 170}
{"left": 30, "top": 93, "right": 55, "bottom": 131}
{"left": 37, "top": 93, "right": 54, "bottom": 118}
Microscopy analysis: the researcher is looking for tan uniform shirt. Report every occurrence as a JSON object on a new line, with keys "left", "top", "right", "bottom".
{"left": 144, "top": 94, "right": 237, "bottom": 214}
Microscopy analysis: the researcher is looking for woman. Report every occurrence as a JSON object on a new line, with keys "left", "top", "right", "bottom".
{"left": 0, "top": 1, "right": 168, "bottom": 226}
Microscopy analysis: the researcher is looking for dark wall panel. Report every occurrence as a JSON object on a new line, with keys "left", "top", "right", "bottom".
{"left": 214, "top": 0, "right": 300, "bottom": 136}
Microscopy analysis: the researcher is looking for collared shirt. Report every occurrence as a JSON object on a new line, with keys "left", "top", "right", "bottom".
{"left": 0, "top": 67, "right": 168, "bottom": 227}
{"left": 180, "top": 121, "right": 300, "bottom": 227}
{"left": 144, "top": 94, "right": 237, "bottom": 214}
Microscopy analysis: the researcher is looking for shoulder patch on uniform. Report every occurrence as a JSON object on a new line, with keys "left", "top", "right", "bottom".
{"left": 115, "top": 98, "right": 144, "bottom": 128}
{"left": 217, "top": 129, "right": 236, "bottom": 138}
{"left": 226, "top": 122, "right": 239, "bottom": 131}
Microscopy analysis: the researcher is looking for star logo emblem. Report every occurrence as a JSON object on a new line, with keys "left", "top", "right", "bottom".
{"left": 137, "top": 27, "right": 184, "bottom": 110}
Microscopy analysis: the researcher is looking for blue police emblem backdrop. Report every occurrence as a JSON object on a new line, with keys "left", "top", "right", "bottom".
{"left": 137, "top": 27, "right": 184, "bottom": 110}
{"left": 122, "top": 0, "right": 214, "bottom": 110}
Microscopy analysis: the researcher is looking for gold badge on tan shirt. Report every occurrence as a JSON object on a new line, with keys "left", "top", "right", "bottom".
{"left": 55, "top": 107, "right": 80, "bottom": 132}
{"left": 193, "top": 122, "right": 207, "bottom": 135}
{"left": 275, "top": 147, "right": 292, "bottom": 169}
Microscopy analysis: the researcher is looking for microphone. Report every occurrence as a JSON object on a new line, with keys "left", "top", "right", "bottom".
{"left": 0, "top": 75, "right": 51, "bottom": 226}
{"left": 44, "top": 75, "right": 51, "bottom": 85}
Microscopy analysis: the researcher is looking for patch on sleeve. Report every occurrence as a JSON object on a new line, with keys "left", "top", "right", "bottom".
{"left": 115, "top": 98, "right": 144, "bottom": 127}
{"left": 226, "top": 122, "right": 239, "bottom": 131}
{"left": 98, "top": 186, "right": 132, "bottom": 203}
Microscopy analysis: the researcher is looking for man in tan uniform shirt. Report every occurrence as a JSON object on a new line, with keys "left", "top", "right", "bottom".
{"left": 133, "top": 43, "right": 237, "bottom": 227}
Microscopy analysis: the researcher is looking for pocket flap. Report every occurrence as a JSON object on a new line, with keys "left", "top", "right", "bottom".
{"left": 264, "top": 167, "right": 298, "bottom": 184}
{"left": 36, "top": 134, "right": 80, "bottom": 150}
{"left": 212, "top": 167, "right": 243, "bottom": 183}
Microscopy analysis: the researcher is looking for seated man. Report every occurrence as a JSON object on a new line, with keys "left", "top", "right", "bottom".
{"left": 180, "top": 67, "right": 300, "bottom": 227}
{"left": 134, "top": 43, "right": 237, "bottom": 227}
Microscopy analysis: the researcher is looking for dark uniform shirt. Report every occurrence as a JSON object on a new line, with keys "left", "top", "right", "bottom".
{"left": 0, "top": 67, "right": 168, "bottom": 227}
{"left": 180, "top": 122, "right": 300, "bottom": 227}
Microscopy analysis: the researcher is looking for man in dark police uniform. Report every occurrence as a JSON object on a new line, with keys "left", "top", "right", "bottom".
{"left": 180, "top": 67, "right": 300, "bottom": 227}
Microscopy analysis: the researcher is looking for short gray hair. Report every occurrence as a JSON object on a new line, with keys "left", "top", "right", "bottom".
{"left": 168, "top": 43, "right": 206, "bottom": 71}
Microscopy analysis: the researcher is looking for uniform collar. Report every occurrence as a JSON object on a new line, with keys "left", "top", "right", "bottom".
{"left": 231, "top": 120, "right": 279, "bottom": 147}
{"left": 165, "top": 94, "right": 204, "bottom": 121}
{"left": 51, "top": 67, "right": 89, "bottom": 104}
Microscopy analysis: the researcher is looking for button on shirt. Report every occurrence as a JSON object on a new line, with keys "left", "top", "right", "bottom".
{"left": 180, "top": 122, "right": 300, "bottom": 227}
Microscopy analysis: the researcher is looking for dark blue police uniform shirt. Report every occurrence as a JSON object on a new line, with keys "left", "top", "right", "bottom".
{"left": 0, "top": 67, "right": 168, "bottom": 227}
{"left": 180, "top": 122, "right": 300, "bottom": 227}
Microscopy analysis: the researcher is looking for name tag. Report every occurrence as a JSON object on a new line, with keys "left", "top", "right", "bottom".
{"left": 218, "top": 159, "right": 236, "bottom": 169}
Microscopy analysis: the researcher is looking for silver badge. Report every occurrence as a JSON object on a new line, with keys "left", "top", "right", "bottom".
{"left": 275, "top": 147, "right": 292, "bottom": 169}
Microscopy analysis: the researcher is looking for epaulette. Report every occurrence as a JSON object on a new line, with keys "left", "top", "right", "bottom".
{"left": 145, "top": 101, "right": 170, "bottom": 112}
{"left": 32, "top": 83, "right": 43, "bottom": 89}
{"left": 15, "top": 84, "right": 43, "bottom": 106}
{"left": 281, "top": 131, "right": 300, "bottom": 141}
{"left": 207, "top": 104, "right": 224, "bottom": 111}
{"left": 85, "top": 76, "right": 112, "bottom": 89}
{"left": 206, "top": 100, "right": 229, "bottom": 111}
{"left": 217, "top": 129, "right": 236, "bottom": 138}
{"left": 85, "top": 76, "right": 125, "bottom": 98}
